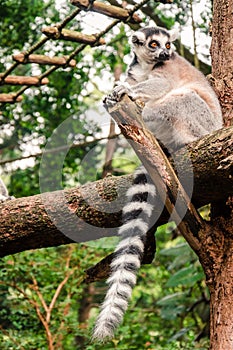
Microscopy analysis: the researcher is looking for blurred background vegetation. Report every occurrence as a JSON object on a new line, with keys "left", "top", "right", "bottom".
{"left": 0, "top": 0, "right": 213, "bottom": 348}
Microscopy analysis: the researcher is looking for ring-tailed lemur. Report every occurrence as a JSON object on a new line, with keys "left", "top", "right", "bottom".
{"left": 93, "top": 26, "right": 223, "bottom": 341}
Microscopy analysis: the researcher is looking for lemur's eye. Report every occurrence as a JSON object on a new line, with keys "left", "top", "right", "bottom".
{"left": 149, "top": 40, "right": 159, "bottom": 48}
{"left": 165, "top": 42, "right": 171, "bottom": 49}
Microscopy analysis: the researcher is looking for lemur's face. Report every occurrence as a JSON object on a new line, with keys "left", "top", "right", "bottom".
{"left": 132, "top": 27, "right": 178, "bottom": 64}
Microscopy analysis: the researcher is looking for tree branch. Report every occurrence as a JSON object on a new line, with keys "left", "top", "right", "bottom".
{"left": 0, "top": 124, "right": 232, "bottom": 258}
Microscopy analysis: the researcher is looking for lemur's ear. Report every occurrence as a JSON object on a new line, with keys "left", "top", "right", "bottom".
{"left": 168, "top": 28, "right": 179, "bottom": 42}
{"left": 131, "top": 31, "right": 146, "bottom": 46}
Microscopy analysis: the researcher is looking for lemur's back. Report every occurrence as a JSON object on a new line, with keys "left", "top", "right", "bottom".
{"left": 154, "top": 53, "right": 222, "bottom": 123}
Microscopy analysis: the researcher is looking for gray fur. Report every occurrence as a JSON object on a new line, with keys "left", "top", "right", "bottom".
{"left": 93, "top": 26, "right": 223, "bottom": 341}
{"left": 0, "top": 178, "right": 14, "bottom": 202}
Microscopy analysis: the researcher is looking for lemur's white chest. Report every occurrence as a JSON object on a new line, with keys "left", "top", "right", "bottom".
{"left": 129, "top": 63, "right": 154, "bottom": 83}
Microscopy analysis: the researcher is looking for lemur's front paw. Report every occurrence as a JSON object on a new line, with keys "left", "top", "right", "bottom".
{"left": 113, "top": 82, "right": 132, "bottom": 99}
{"left": 103, "top": 93, "right": 118, "bottom": 108}
{"left": 103, "top": 82, "right": 135, "bottom": 108}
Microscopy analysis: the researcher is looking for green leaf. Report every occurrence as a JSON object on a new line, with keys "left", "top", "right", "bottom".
{"left": 157, "top": 292, "right": 188, "bottom": 307}
{"left": 160, "top": 243, "right": 190, "bottom": 257}
{"left": 165, "top": 266, "right": 204, "bottom": 288}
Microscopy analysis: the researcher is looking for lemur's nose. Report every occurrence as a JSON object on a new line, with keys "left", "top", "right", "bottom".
{"left": 159, "top": 51, "right": 170, "bottom": 60}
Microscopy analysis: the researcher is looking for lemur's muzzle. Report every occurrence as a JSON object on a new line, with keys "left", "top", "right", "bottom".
{"left": 159, "top": 51, "right": 170, "bottom": 61}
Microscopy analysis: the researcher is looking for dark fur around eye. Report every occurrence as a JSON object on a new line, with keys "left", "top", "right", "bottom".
{"left": 148, "top": 40, "right": 160, "bottom": 49}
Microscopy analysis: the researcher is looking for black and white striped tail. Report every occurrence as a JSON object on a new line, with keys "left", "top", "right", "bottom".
{"left": 92, "top": 166, "right": 156, "bottom": 341}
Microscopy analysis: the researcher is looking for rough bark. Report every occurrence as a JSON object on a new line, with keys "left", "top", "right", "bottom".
{"left": 0, "top": 176, "right": 129, "bottom": 257}
{"left": 208, "top": 1, "right": 233, "bottom": 348}
{"left": 202, "top": 207, "right": 233, "bottom": 350}
{"left": 210, "top": 0, "right": 233, "bottom": 126}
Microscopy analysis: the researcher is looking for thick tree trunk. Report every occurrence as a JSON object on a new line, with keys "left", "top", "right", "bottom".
{"left": 197, "top": 207, "right": 233, "bottom": 350}
{"left": 208, "top": 0, "right": 233, "bottom": 348}
{"left": 210, "top": 0, "right": 233, "bottom": 126}
{"left": 209, "top": 249, "right": 233, "bottom": 349}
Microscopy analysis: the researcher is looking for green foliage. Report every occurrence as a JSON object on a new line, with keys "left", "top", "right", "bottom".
{"left": 0, "top": 0, "right": 45, "bottom": 51}
{"left": 0, "top": 2, "right": 104, "bottom": 198}
{"left": 0, "top": 245, "right": 103, "bottom": 349}
{"left": 0, "top": 230, "right": 210, "bottom": 349}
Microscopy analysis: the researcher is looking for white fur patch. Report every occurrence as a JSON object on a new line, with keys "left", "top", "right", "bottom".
{"left": 126, "top": 183, "right": 156, "bottom": 198}
{"left": 107, "top": 281, "right": 132, "bottom": 298}
{"left": 107, "top": 269, "right": 137, "bottom": 287}
{"left": 118, "top": 218, "right": 148, "bottom": 236}
{"left": 122, "top": 201, "right": 154, "bottom": 217}
{"left": 116, "top": 236, "right": 144, "bottom": 252}
{"left": 110, "top": 253, "right": 141, "bottom": 269}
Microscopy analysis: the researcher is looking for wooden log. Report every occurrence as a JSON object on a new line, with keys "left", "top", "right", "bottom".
{"left": 42, "top": 27, "right": 105, "bottom": 45}
{"left": 0, "top": 74, "right": 49, "bottom": 86}
{"left": 13, "top": 53, "right": 76, "bottom": 67}
{"left": 0, "top": 93, "right": 23, "bottom": 103}
{"left": 70, "top": 0, "right": 142, "bottom": 23}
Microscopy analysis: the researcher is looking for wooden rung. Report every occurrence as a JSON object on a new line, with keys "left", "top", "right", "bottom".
{"left": 0, "top": 74, "right": 49, "bottom": 86}
{"left": 13, "top": 53, "right": 76, "bottom": 67}
{"left": 42, "top": 27, "right": 105, "bottom": 45}
{"left": 70, "top": 0, "right": 142, "bottom": 23}
{"left": 0, "top": 93, "right": 23, "bottom": 103}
